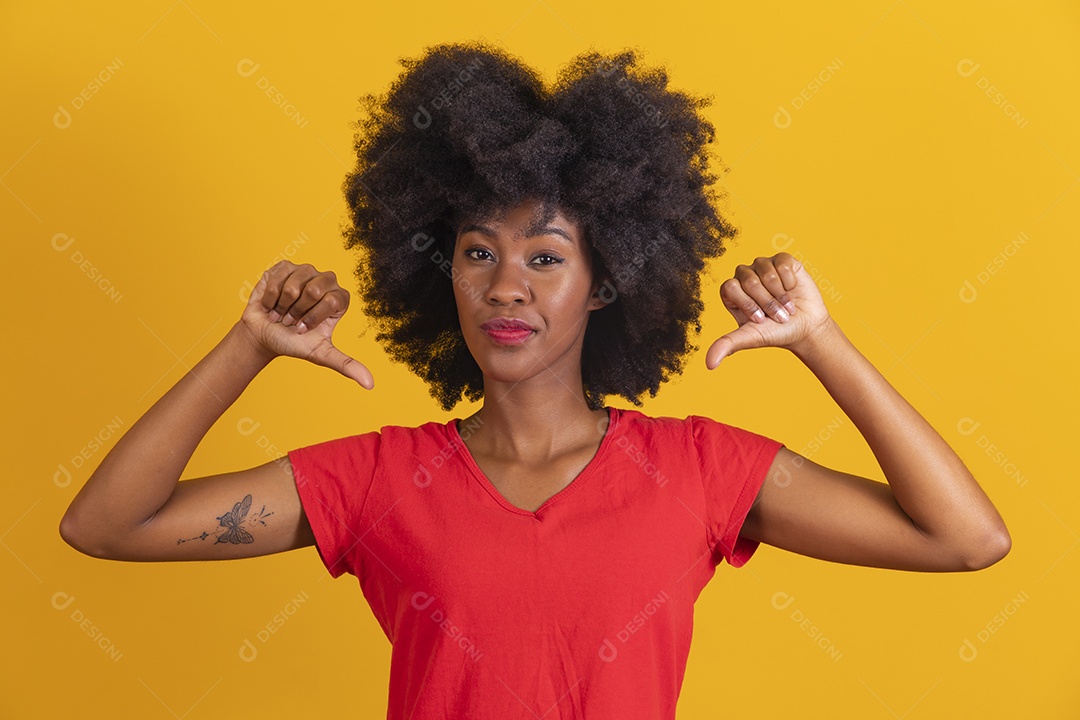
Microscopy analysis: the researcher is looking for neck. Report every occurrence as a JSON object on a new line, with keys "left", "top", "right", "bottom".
{"left": 461, "top": 376, "right": 609, "bottom": 462}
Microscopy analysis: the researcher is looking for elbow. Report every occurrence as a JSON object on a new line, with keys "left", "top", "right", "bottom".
{"left": 59, "top": 511, "right": 112, "bottom": 560}
{"left": 960, "top": 527, "right": 1012, "bottom": 571}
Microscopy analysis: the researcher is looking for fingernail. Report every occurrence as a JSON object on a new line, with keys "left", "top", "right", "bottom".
{"left": 784, "top": 301, "right": 796, "bottom": 314}
{"left": 268, "top": 310, "right": 280, "bottom": 323}
{"left": 776, "top": 307, "right": 790, "bottom": 323}
{"left": 296, "top": 321, "right": 307, "bottom": 334}
{"left": 282, "top": 313, "right": 294, "bottom": 326}
{"left": 752, "top": 309, "right": 766, "bottom": 323}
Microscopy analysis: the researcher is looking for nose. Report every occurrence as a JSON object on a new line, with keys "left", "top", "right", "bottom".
{"left": 486, "top": 258, "right": 529, "bottom": 305}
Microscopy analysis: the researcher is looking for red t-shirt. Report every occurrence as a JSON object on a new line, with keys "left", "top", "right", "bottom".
{"left": 287, "top": 406, "right": 784, "bottom": 719}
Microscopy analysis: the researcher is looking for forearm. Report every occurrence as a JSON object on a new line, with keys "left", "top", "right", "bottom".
{"left": 61, "top": 321, "right": 275, "bottom": 541}
{"left": 791, "top": 318, "right": 1009, "bottom": 551}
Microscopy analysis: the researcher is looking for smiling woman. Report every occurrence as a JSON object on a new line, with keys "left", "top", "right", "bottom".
{"left": 341, "top": 41, "right": 734, "bottom": 413}
{"left": 60, "top": 38, "right": 1008, "bottom": 720}
{"left": 455, "top": 199, "right": 602, "bottom": 371}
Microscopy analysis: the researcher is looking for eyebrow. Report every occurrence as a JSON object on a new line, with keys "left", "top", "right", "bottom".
{"left": 458, "top": 222, "right": 574, "bottom": 245}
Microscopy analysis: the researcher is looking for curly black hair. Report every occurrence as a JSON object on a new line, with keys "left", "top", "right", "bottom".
{"left": 341, "top": 40, "right": 738, "bottom": 411}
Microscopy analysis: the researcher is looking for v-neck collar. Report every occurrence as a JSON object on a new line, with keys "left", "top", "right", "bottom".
{"left": 446, "top": 406, "right": 620, "bottom": 518}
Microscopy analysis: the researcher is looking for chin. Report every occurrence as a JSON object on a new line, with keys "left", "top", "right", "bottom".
{"left": 467, "top": 345, "right": 542, "bottom": 381}
{"left": 472, "top": 356, "right": 540, "bottom": 383}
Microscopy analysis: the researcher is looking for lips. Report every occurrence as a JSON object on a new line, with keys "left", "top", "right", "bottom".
{"left": 480, "top": 317, "right": 535, "bottom": 346}
{"left": 480, "top": 318, "right": 535, "bottom": 332}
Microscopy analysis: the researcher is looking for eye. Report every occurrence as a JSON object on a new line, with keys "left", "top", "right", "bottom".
{"left": 463, "top": 249, "right": 563, "bottom": 266}
{"left": 464, "top": 248, "right": 494, "bottom": 261}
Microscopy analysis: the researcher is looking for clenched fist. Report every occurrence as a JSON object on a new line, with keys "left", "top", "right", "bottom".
{"left": 239, "top": 260, "right": 374, "bottom": 389}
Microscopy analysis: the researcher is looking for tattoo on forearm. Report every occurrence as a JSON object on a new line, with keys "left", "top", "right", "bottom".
{"left": 177, "top": 494, "right": 275, "bottom": 545}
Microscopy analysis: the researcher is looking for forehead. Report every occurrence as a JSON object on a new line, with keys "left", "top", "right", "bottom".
{"left": 457, "top": 199, "right": 581, "bottom": 240}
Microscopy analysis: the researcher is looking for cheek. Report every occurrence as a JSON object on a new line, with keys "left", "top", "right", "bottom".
{"left": 547, "top": 282, "right": 580, "bottom": 310}
{"left": 540, "top": 280, "right": 594, "bottom": 330}
{"left": 554, "top": 267, "right": 597, "bottom": 306}
{"left": 452, "top": 264, "right": 484, "bottom": 308}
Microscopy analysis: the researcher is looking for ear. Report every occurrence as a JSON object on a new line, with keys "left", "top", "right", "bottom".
{"left": 587, "top": 274, "right": 617, "bottom": 311}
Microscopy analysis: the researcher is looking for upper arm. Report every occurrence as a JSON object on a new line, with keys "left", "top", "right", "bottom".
{"left": 738, "top": 446, "right": 981, "bottom": 572}
{"left": 69, "top": 456, "right": 316, "bottom": 562}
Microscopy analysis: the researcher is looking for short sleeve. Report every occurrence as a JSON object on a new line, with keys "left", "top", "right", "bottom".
{"left": 691, "top": 415, "right": 785, "bottom": 568}
{"left": 287, "top": 431, "right": 381, "bottom": 579}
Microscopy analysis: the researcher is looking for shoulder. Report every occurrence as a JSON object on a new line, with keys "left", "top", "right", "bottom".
{"left": 613, "top": 407, "right": 767, "bottom": 441}
{"left": 610, "top": 407, "right": 687, "bottom": 434}
{"left": 685, "top": 413, "right": 780, "bottom": 445}
{"left": 636, "top": 411, "right": 785, "bottom": 467}
{"left": 290, "top": 417, "right": 450, "bottom": 458}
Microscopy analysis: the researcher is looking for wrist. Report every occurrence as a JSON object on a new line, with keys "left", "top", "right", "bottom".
{"left": 225, "top": 321, "right": 277, "bottom": 371}
{"left": 790, "top": 316, "right": 846, "bottom": 365}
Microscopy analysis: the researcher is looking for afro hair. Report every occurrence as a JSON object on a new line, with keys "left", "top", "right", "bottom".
{"left": 341, "top": 40, "right": 738, "bottom": 411}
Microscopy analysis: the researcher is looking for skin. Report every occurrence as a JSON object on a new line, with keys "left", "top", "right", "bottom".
{"left": 448, "top": 198, "right": 613, "bottom": 512}
{"left": 706, "top": 255, "right": 1011, "bottom": 571}
{"left": 57, "top": 263, "right": 369, "bottom": 561}
{"left": 60, "top": 201, "right": 1010, "bottom": 572}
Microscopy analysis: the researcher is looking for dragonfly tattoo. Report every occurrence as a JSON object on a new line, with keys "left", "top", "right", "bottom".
{"left": 177, "top": 494, "right": 275, "bottom": 545}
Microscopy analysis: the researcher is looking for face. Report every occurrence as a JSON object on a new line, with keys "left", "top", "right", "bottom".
{"left": 452, "top": 198, "right": 609, "bottom": 390}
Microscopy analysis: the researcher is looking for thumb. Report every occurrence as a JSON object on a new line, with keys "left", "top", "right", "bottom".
{"left": 306, "top": 341, "right": 375, "bottom": 389}
{"left": 705, "top": 324, "right": 763, "bottom": 370}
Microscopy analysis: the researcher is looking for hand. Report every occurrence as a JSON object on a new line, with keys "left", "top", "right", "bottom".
{"left": 705, "top": 252, "right": 833, "bottom": 369}
{"left": 239, "top": 260, "right": 374, "bottom": 389}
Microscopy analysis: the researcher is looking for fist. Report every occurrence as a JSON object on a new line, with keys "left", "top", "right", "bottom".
{"left": 240, "top": 260, "right": 374, "bottom": 389}
{"left": 705, "top": 252, "right": 833, "bottom": 369}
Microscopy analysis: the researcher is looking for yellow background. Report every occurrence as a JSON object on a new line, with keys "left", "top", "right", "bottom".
{"left": 3, "top": 1, "right": 1076, "bottom": 717}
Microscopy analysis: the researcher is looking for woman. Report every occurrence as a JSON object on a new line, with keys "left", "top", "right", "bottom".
{"left": 59, "top": 41, "right": 1009, "bottom": 718}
